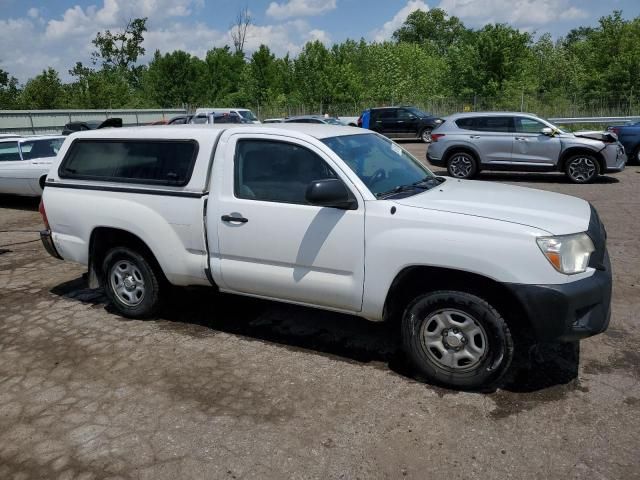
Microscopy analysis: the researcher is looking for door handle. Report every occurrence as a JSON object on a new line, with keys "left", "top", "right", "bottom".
{"left": 221, "top": 215, "right": 248, "bottom": 223}
{"left": 515, "top": 137, "right": 527, "bottom": 141}
{"left": 470, "top": 135, "right": 480, "bottom": 139}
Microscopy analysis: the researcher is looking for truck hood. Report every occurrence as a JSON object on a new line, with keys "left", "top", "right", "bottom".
{"left": 394, "top": 179, "right": 591, "bottom": 235}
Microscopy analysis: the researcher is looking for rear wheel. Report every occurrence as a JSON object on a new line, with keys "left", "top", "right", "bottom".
{"left": 565, "top": 154, "right": 599, "bottom": 183}
{"left": 102, "top": 247, "right": 163, "bottom": 319}
{"left": 447, "top": 152, "right": 478, "bottom": 179}
{"left": 401, "top": 290, "right": 514, "bottom": 390}
{"left": 420, "top": 127, "right": 433, "bottom": 143}
{"left": 632, "top": 146, "right": 640, "bottom": 166}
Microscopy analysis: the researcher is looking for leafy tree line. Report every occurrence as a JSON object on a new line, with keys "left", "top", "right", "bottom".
{"left": 0, "top": 9, "right": 638, "bottom": 116}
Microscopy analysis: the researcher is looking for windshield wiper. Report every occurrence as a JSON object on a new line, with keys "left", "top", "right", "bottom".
{"left": 376, "top": 177, "right": 441, "bottom": 199}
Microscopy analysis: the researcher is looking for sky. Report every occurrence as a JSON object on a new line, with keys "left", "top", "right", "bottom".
{"left": 0, "top": 0, "right": 638, "bottom": 82}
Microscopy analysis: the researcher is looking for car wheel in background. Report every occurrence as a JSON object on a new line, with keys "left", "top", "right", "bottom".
{"left": 102, "top": 247, "right": 163, "bottom": 319}
{"left": 632, "top": 146, "right": 640, "bottom": 166}
{"left": 447, "top": 152, "right": 478, "bottom": 179}
{"left": 401, "top": 290, "right": 514, "bottom": 390}
{"left": 420, "top": 127, "right": 433, "bottom": 143}
{"left": 565, "top": 154, "right": 599, "bottom": 183}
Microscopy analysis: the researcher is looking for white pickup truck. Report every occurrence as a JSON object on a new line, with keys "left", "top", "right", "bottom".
{"left": 40, "top": 124, "right": 612, "bottom": 390}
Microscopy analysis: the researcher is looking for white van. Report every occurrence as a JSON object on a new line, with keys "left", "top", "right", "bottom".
{"left": 194, "top": 108, "right": 260, "bottom": 124}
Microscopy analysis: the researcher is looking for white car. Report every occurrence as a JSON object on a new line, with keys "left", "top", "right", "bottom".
{"left": 0, "top": 136, "right": 65, "bottom": 196}
{"left": 194, "top": 108, "right": 260, "bottom": 124}
{"left": 40, "top": 124, "right": 611, "bottom": 390}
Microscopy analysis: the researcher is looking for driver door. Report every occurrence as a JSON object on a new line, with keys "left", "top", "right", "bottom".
{"left": 0, "top": 141, "right": 30, "bottom": 194}
{"left": 511, "top": 117, "right": 561, "bottom": 165}
{"left": 208, "top": 134, "right": 366, "bottom": 312}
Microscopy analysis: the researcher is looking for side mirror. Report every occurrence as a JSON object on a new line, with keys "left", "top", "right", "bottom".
{"left": 305, "top": 178, "right": 357, "bottom": 210}
{"left": 541, "top": 127, "right": 554, "bottom": 136}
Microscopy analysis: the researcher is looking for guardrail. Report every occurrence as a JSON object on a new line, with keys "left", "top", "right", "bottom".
{"left": 548, "top": 116, "right": 640, "bottom": 125}
{"left": 0, "top": 109, "right": 187, "bottom": 135}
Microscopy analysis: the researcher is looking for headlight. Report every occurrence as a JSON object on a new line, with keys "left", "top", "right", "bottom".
{"left": 434, "top": 119, "right": 443, "bottom": 124}
{"left": 536, "top": 233, "right": 594, "bottom": 274}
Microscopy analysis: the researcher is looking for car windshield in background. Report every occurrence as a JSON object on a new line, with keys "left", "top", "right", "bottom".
{"left": 322, "top": 133, "right": 436, "bottom": 198}
{"left": 239, "top": 111, "right": 258, "bottom": 121}
{"left": 20, "top": 138, "right": 65, "bottom": 159}
{"left": 324, "top": 118, "right": 344, "bottom": 125}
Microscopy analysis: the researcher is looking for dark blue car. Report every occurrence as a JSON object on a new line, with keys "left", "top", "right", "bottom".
{"left": 608, "top": 121, "right": 640, "bottom": 164}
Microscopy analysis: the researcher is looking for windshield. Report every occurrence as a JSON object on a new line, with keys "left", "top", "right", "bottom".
{"left": 20, "top": 138, "right": 65, "bottom": 159}
{"left": 324, "top": 118, "right": 344, "bottom": 125}
{"left": 407, "top": 107, "right": 430, "bottom": 117}
{"left": 322, "top": 133, "right": 434, "bottom": 197}
{"left": 238, "top": 110, "right": 258, "bottom": 121}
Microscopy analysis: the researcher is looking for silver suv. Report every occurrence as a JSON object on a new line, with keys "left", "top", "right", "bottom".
{"left": 427, "top": 112, "right": 627, "bottom": 183}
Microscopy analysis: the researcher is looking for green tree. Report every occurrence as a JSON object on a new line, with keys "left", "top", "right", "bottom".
{"left": 392, "top": 9, "right": 468, "bottom": 54}
{"left": 0, "top": 67, "right": 20, "bottom": 109}
{"left": 18, "top": 68, "right": 66, "bottom": 109}
{"left": 143, "top": 50, "right": 201, "bottom": 107}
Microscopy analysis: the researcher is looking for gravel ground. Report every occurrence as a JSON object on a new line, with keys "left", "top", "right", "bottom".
{"left": 0, "top": 145, "right": 638, "bottom": 480}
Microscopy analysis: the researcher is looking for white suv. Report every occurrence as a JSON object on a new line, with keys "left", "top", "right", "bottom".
{"left": 39, "top": 124, "right": 612, "bottom": 390}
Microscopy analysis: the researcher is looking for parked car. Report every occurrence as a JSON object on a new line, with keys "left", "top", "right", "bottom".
{"left": 40, "top": 124, "right": 611, "bottom": 390}
{"left": 284, "top": 115, "right": 345, "bottom": 125}
{"left": 358, "top": 106, "right": 443, "bottom": 143}
{"left": 62, "top": 118, "right": 123, "bottom": 135}
{"left": 607, "top": 121, "right": 640, "bottom": 164}
{"left": 189, "top": 112, "right": 247, "bottom": 124}
{"left": 195, "top": 108, "right": 260, "bottom": 124}
{"left": 427, "top": 112, "right": 627, "bottom": 183}
{"left": 339, "top": 116, "right": 359, "bottom": 127}
{"left": 167, "top": 115, "right": 194, "bottom": 125}
{"left": 0, "top": 136, "right": 65, "bottom": 196}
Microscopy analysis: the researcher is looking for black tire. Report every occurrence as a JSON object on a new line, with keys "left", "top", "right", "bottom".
{"left": 631, "top": 146, "right": 640, "bottom": 166}
{"left": 564, "top": 153, "right": 600, "bottom": 183}
{"left": 420, "top": 127, "right": 433, "bottom": 143}
{"left": 446, "top": 151, "right": 478, "bottom": 179}
{"left": 401, "top": 290, "right": 514, "bottom": 390}
{"left": 102, "top": 247, "right": 163, "bottom": 319}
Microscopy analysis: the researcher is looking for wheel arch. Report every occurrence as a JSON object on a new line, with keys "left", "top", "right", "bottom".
{"left": 383, "top": 265, "right": 533, "bottom": 337}
{"left": 88, "top": 227, "right": 167, "bottom": 289}
{"left": 442, "top": 145, "right": 481, "bottom": 165}
{"left": 558, "top": 147, "right": 605, "bottom": 173}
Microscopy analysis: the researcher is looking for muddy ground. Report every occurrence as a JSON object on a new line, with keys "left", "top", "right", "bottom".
{"left": 0, "top": 144, "right": 638, "bottom": 479}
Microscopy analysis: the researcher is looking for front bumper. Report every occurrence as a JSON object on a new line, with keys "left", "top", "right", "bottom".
{"left": 40, "top": 229, "right": 62, "bottom": 260}
{"left": 604, "top": 145, "right": 627, "bottom": 173}
{"left": 605, "top": 152, "right": 626, "bottom": 173}
{"left": 505, "top": 251, "right": 612, "bottom": 342}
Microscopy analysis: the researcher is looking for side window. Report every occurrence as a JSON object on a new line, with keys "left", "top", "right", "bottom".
{"left": 235, "top": 139, "right": 337, "bottom": 204}
{"left": 475, "top": 117, "right": 513, "bottom": 133}
{"left": 0, "top": 142, "right": 21, "bottom": 161}
{"left": 20, "top": 138, "right": 65, "bottom": 160}
{"left": 515, "top": 117, "right": 546, "bottom": 134}
{"left": 59, "top": 140, "right": 198, "bottom": 186}
{"left": 456, "top": 117, "right": 477, "bottom": 130}
{"left": 378, "top": 110, "right": 397, "bottom": 121}
{"left": 397, "top": 109, "right": 414, "bottom": 120}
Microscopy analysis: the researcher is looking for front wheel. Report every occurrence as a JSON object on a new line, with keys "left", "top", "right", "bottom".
{"left": 401, "top": 290, "right": 514, "bottom": 390}
{"left": 102, "top": 247, "right": 163, "bottom": 319}
{"left": 447, "top": 152, "right": 478, "bottom": 179}
{"left": 420, "top": 127, "right": 433, "bottom": 143}
{"left": 565, "top": 154, "right": 599, "bottom": 183}
{"left": 631, "top": 146, "right": 640, "bottom": 166}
